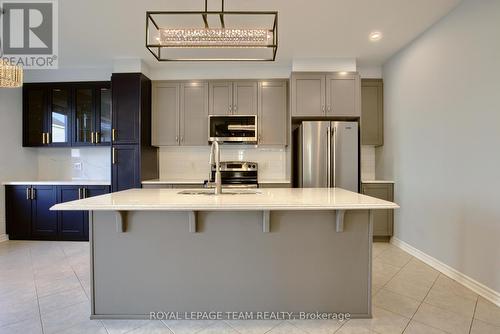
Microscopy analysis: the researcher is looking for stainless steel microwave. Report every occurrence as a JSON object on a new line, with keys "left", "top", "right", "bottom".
{"left": 208, "top": 115, "right": 257, "bottom": 143}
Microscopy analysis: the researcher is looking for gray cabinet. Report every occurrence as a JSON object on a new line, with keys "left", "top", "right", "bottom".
{"left": 180, "top": 82, "right": 209, "bottom": 145}
{"left": 361, "top": 182, "right": 394, "bottom": 239}
{"left": 153, "top": 81, "right": 208, "bottom": 146}
{"left": 209, "top": 81, "right": 258, "bottom": 115}
{"left": 291, "top": 72, "right": 360, "bottom": 117}
{"left": 152, "top": 82, "right": 180, "bottom": 146}
{"left": 326, "top": 74, "right": 360, "bottom": 117}
{"left": 259, "top": 182, "right": 291, "bottom": 188}
{"left": 258, "top": 80, "right": 288, "bottom": 145}
{"left": 290, "top": 73, "right": 325, "bottom": 117}
{"left": 361, "top": 79, "right": 384, "bottom": 146}
{"left": 208, "top": 81, "right": 232, "bottom": 115}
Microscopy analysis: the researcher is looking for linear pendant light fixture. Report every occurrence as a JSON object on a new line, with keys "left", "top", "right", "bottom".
{"left": 0, "top": 8, "right": 23, "bottom": 88}
{"left": 146, "top": 0, "right": 278, "bottom": 61}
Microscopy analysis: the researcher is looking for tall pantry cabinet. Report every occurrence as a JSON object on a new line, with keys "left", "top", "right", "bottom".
{"left": 111, "top": 73, "right": 158, "bottom": 192}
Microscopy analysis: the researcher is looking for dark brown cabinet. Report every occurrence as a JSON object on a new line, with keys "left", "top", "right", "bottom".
{"left": 111, "top": 73, "right": 158, "bottom": 192}
{"left": 23, "top": 86, "right": 71, "bottom": 147}
{"left": 48, "top": 87, "right": 71, "bottom": 146}
{"left": 23, "top": 82, "right": 111, "bottom": 147}
{"left": 57, "top": 185, "right": 109, "bottom": 240}
{"left": 5, "top": 184, "right": 110, "bottom": 241}
{"left": 31, "top": 186, "right": 58, "bottom": 238}
{"left": 72, "top": 83, "right": 111, "bottom": 146}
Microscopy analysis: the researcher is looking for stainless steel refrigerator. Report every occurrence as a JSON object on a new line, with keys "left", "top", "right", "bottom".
{"left": 294, "top": 121, "right": 359, "bottom": 192}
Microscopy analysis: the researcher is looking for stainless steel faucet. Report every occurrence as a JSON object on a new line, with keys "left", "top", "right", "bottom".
{"left": 209, "top": 141, "right": 222, "bottom": 194}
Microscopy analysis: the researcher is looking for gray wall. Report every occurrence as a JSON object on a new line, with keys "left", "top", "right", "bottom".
{"left": 377, "top": 0, "right": 500, "bottom": 293}
{"left": 0, "top": 89, "right": 38, "bottom": 239}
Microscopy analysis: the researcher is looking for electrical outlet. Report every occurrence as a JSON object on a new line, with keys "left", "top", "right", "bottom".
{"left": 73, "top": 162, "right": 83, "bottom": 171}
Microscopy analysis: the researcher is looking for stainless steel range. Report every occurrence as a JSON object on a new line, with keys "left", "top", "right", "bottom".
{"left": 206, "top": 161, "right": 258, "bottom": 188}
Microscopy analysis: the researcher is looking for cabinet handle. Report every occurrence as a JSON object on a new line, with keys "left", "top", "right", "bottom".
{"left": 41, "top": 133, "right": 45, "bottom": 145}
{"left": 78, "top": 188, "right": 82, "bottom": 200}
{"left": 180, "top": 136, "right": 183, "bottom": 143}
{"left": 91, "top": 132, "right": 95, "bottom": 144}
{"left": 233, "top": 105, "right": 237, "bottom": 113}
{"left": 96, "top": 132, "right": 100, "bottom": 144}
{"left": 175, "top": 135, "right": 178, "bottom": 143}
{"left": 31, "top": 188, "right": 36, "bottom": 200}
{"left": 112, "top": 128, "right": 116, "bottom": 142}
{"left": 327, "top": 105, "right": 332, "bottom": 113}
{"left": 26, "top": 188, "right": 30, "bottom": 200}
{"left": 84, "top": 188, "right": 88, "bottom": 198}
{"left": 48, "top": 133, "right": 51, "bottom": 144}
{"left": 322, "top": 105, "right": 325, "bottom": 114}
{"left": 112, "top": 147, "right": 116, "bottom": 164}
{"left": 228, "top": 105, "right": 232, "bottom": 114}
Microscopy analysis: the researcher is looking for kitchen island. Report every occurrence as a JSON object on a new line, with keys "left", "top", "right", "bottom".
{"left": 52, "top": 188, "right": 398, "bottom": 319}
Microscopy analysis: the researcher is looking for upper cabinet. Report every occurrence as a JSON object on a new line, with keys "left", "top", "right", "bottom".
{"left": 23, "top": 82, "right": 111, "bottom": 147}
{"left": 180, "top": 82, "right": 209, "bottom": 146}
{"left": 291, "top": 72, "right": 361, "bottom": 118}
{"left": 258, "top": 80, "right": 288, "bottom": 146}
{"left": 209, "top": 81, "right": 258, "bottom": 115}
{"left": 361, "top": 79, "right": 384, "bottom": 146}
{"left": 23, "top": 85, "right": 71, "bottom": 147}
{"left": 48, "top": 87, "right": 71, "bottom": 146}
{"left": 73, "top": 84, "right": 111, "bottom": 146}
{"left": 152, "top": 81, "right": 208, "bottom": 146}
{"left": 153, "top": 79, "right": 288, "bottom": 147}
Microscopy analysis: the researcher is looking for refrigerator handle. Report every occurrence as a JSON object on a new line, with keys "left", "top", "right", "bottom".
{"left": 327, "top": 125, "right": 331, "bottom": 187}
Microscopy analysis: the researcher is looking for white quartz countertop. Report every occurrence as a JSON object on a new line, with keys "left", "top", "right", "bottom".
{"left": 52, "top": 187, "right": 399, "bottom": 211}
{"left": 141, "top": 179, "right": 291, "bottom": 185}
{"left": 3, "top": 180, "right": 111, "bottom": 186}
{"left": 361, "top": 180, "right": 395, "bottom": 184}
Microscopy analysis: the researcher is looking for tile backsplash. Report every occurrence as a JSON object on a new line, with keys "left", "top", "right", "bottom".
{"left": 159, "top": 146, "right": 290, "bottom": 181}
{"left": 37, "top": 147, "right": 111, "bottom": 181}
{"left": 361, "top": 145, "right": 376, "bottom": 180}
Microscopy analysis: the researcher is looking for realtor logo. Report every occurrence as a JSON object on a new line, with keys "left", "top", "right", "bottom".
{"left": 1, "top": 0, "right": 58, "bottom": 68}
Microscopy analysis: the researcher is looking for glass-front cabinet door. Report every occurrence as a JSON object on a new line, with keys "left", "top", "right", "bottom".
{"left": 96, "top": 86, "right": 111, "bottom": 145}
{"left": 74, "top": 87, "right": 95, "bottom": 145}
{"left": 24, "top": 87, "right": 47, "bottom": 146}
{"left": 49, "top": 88, "right": 71, "bottom": 146}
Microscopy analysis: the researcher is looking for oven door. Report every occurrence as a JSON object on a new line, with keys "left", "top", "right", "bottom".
{"left": 208, "top": 115, "right": 257, "bottom": 143}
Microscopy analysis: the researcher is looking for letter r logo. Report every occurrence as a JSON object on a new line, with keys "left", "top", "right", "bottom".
{"left": 2, "top": 1, "right": 53, "bottom": 54}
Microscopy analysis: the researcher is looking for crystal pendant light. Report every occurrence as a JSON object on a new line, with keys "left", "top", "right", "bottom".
{"left": 0, "top": 9, "right": 23, "bottom": 88}
{"left": 146, "top": 0, "right": 278, "bottom": 61}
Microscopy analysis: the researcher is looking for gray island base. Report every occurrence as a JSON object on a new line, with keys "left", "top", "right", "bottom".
{"left": 51, "top": 188, "right": 399, "bottom": 320}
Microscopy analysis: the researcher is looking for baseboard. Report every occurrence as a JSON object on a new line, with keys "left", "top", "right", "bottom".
{"left": 391, "top": 237, "right": 500, "bottom": 307}
{"left": 0, "top": 234, "right": 8, "bottom": 243}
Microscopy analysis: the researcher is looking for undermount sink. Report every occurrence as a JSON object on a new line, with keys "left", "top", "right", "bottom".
{"left": 178, "top": 189, "right": 262, "bottom": 195}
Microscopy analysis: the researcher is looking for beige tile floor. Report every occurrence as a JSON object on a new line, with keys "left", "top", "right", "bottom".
{"left": 0, "top": 240, "right": 499, "bottom": 334}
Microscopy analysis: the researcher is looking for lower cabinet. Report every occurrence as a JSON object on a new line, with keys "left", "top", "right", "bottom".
{"left": 361, "top": 182, "right": 394, "bottom": 240}
{"left": 31, "top": 186, "right": 58, "bottom": 239}
{"left": 5, "top": 184, "right": 110, "bottom": 241}
{"left": 112, "top": 145, "right": 140, "bottom": 192}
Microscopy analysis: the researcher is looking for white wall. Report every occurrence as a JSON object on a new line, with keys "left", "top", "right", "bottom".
{"left": 0, "top": 89, "right": 38, "bottom": 238}
{"left": 377, "top": 0, "right": 500, "bottom": 293}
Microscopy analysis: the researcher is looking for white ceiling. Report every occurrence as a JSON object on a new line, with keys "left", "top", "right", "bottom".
{"left": 57, "top": 0, "right": 461, "bottom": 69}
